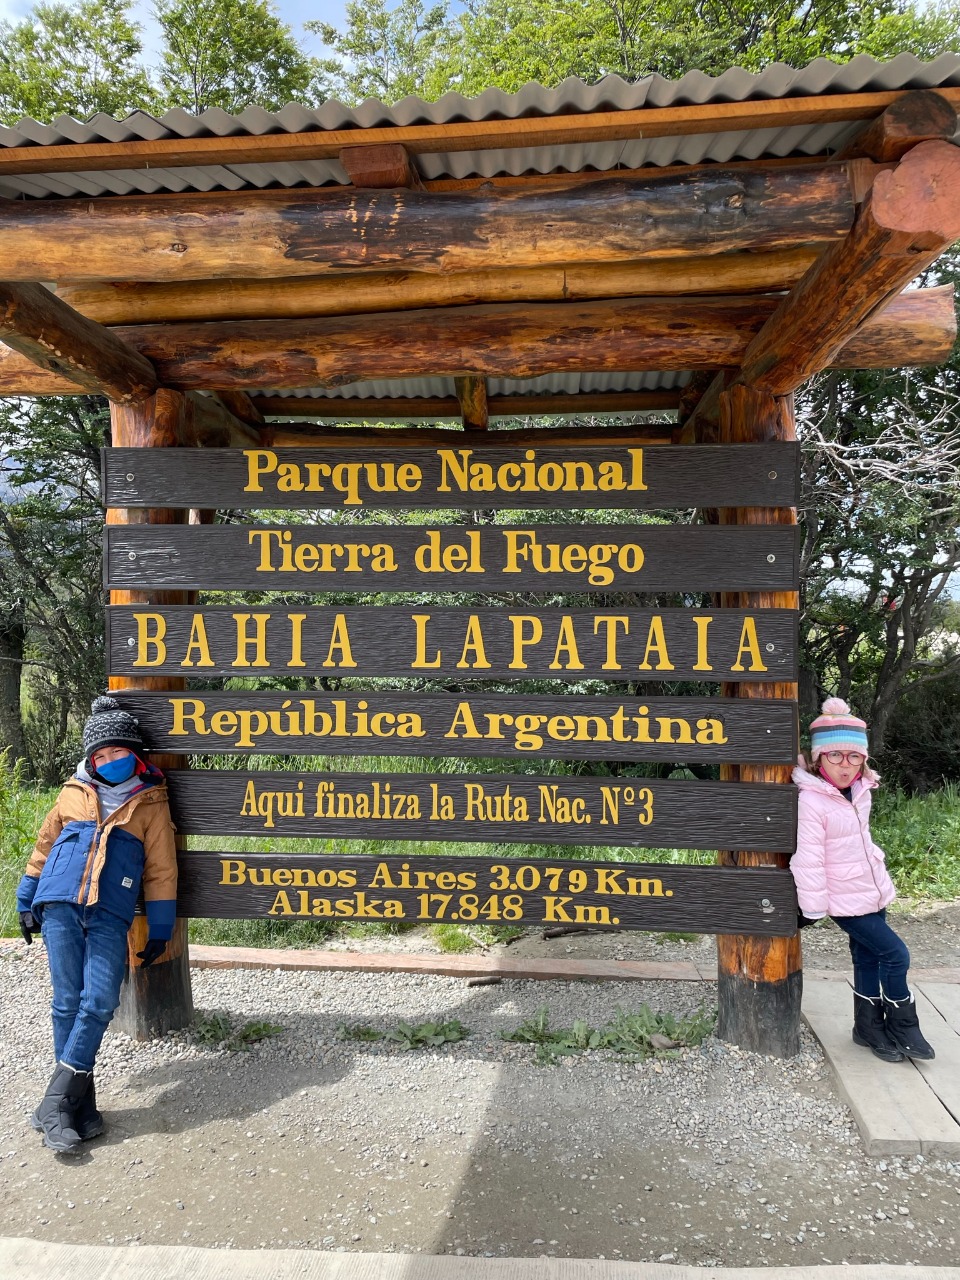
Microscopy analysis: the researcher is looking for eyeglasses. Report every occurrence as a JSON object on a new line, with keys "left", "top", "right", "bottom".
{"left": 823, "top": 751, "right": 865, "bottom": 767}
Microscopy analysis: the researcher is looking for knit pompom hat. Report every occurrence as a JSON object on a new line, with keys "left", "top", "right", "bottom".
{"left": 82, "top": 694, "right": 146, "bottom": 761}
{"left": 809, "top": 697, "right": 869, "bottom": 761}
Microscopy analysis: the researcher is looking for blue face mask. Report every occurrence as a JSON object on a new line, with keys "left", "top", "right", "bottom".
{"left": 94, "top": 753, "right": 137, "bottom": 785}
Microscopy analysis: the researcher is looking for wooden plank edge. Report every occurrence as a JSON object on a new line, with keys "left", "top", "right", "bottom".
{"left": 802, "top": 980, "right": 921, "bottom": 1155}
{"left": 1, "top": 88, "right": 959, "bottom": 175}
{"left": 187, "top": 945, "right": 708, "bottom": 983}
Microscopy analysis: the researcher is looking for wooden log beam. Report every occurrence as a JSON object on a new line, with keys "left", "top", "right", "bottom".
{"left": 835, "top": 89, "right": 958, "bottom": 162}
{"left": 0, "top": 287, "right": 950, "bottom": 396}
{"left": 340, "top": 142, "right": 423, "bottom": 189}
{"left": 214, "top": 390, "right": 264, "bottom": 427}
{"left": 186, "top": 392, "right": 262, "bottom": 446}
{"left": 0, "top": 165, "right": 854, "bottom": 283}
{"left": 455, "top": 375, "right": 489, "bottom": 430}
{"left": 715, "top": 384, "right": 801, "bottom": 1059}
{"left": 0, "top": 280, "right": 157, "bottom": 403}
{"left": 680, "top": 277, "right": 957, "bottom": 442}
{"left": 724, "top": 142, "right": 960, "bottom": 399}
{"left": 108, "top": 389, "right": 194, "bottom": 1040}
{"left": 57, "top": 250, "right": 822, "bottom": 325}
{"left": 266, "top": 422, "right": 675, "bottom": 447}
{"left": 0, "top": 88, "right": 957, "bottom": 176}
{"left": 252, "top": 389, "right": 683, "bottom": 420}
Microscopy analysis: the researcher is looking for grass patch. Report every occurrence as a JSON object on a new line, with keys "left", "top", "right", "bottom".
{"left": 502, "top": 1002, "right": 716, "bottom": 1065}
{"left": 338, "top": 1022, "right": 384, "bottom": 1042}
{"left": 657, "top": 931, "right": 700, "bottom": 945}
{"left": 383, "top": 1019, "right": 470, "bottom": 1049}
{"left": 192, "top": 1010, "right": 283, "bottom": 1051}
{"left": 432, "top": 923, "right": 475, "bottom": 953}
{"left": 872, "top": 782, "right": 960, "bottom": 900}
{"left": 339, "top": 1017, "right": 469, "bottom": 1049}
{"left": 0, "top": 751, "right": 58, "bottom": 938}
{"left": 187, "top": 917, "right": 339, "bottom": 948}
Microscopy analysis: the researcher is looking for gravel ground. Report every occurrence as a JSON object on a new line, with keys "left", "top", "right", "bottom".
{"left": 1, "top": 943, "right": 959, "bottom": 1268}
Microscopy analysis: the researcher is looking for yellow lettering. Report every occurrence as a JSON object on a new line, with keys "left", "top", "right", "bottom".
{"left": 134, "top": 612, "right": 166, "bottom": 667}
{"left": 731, "top": 616, "right": 768, "bottom": 673}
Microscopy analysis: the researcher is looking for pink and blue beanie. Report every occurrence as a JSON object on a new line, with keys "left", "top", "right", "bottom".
{"left": 809, "top": 697, "right": 869, "bottom": 761}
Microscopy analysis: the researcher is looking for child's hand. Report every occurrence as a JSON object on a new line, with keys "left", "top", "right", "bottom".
{"left": 18, "top": 911, "right": 40, "bottom": 945}
{"left": 136, "top": 939, "right": 167, "bottom": 967}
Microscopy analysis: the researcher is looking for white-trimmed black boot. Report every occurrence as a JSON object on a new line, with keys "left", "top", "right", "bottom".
{"left": 882, "top": 992, "right": 936, "bottom": 1061}
{"left": 852, "top": 992, "right": 904, "bottom": 1062}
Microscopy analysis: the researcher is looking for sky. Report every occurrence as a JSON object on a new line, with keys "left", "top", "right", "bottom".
{"left": 0, "top": 0, "right": 349, "bottom": 60}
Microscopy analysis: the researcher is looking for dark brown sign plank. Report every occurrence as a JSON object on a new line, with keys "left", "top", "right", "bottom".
{"left": 105, "top": 524, "right": 799, "bottom": 592}
{"left": 173, "top": 852, "right": 798, "bottom": 937}
{"left": 102, "top": 442, "right": 800, "bottom": 511}
{"left": 166, "top": 770, "right": 797, "bottom": 852}
{"left": 107, "top": 605, "right": 798, "bottom": 681}
{"left": 117, "top": 690, "right": 798, "bottom": 762}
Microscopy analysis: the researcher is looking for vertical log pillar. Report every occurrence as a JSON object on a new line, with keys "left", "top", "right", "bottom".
{"left": 107, "top": 389, "right": 194, "bottom": 1039}
{"left": 716, "top": 385, "right": 802, "bottom": 1057}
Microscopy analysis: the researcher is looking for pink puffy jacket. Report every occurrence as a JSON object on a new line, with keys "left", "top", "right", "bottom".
{"left": 790, "top": 766, "right": 896, "bottom": 919}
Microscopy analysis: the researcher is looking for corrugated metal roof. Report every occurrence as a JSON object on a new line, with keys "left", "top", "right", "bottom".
{"left": 0, "top": 54, "right": 958, "bottom": 201}
{"left": 3, "top": 56, "right": 957, "bottom": 415}
{"left": 260, "top": 372, "right": 689, "bottom": 403}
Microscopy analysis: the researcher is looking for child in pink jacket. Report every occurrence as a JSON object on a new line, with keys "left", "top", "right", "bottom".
{"left": 791, "top": 698, "right": 934, "bottom": 1064}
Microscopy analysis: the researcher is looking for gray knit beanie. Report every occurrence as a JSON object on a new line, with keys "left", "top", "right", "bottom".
{"left": 82, "top": 695, "right": 146, "bottom": 760}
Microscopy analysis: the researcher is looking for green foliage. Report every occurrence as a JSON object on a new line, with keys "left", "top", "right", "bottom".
{"left": 0, "top": 397, "right": 109, "bottom": 781}
{"left": 187, "top": 916, "right": 338, "bottom": 947}
{"left": 0, "top": 750, "right": 58, "bottom": 936}
{"left": 338, "top": 1022, "right": 385, "bottom": 1041}
{"left": 882, "top": 670, "right": 960, "bottom": 793}
{"left": 872, "top": 782, "right": 960, "bottom": 900}
{"left": 431, "top": 922, "right": 475, "bottom": 952}
{"left": 155, "top": 0, "right": 317, "bottom": 114}
{"left": 502, "top": 1001, "right": 716, "bottom": 1064}
{"left": 310, "top": 0, "right": 452, "bottom": 104}
{"left": 383, "top": 1017, "right": 470, "bottom": 1048}
{"left": 0, "top": 0, "right": 155, "bottom": 125}
{"left": 192, "top": 1009, "right": 283, "bottom": 1049}
{"left": 315, "top": 0, "right": 960, "bottom": 104}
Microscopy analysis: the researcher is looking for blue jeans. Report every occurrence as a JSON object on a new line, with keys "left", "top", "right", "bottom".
{"left": 831, "top": 908, "right": 911, "bottom": 1002}
{"left": 40, "top": 903, "right": 130, "bottom": 1072}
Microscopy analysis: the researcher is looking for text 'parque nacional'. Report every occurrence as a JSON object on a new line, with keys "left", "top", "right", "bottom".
{"left": 102, "top": 442, "right": 800, "bottom": 511}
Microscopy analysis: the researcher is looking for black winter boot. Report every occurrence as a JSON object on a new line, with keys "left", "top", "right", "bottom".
{"left": 32, "top": 1063, "right": 92, "bottom": 1153}
{"left": 32, "top": 1072, "right": 103, "bottom": 1141}
{"left": 883, "top": 992, "right": 936, "bottom": 1061}
{"left": 852, "top": 992, "right": 904, "bottom": 1062}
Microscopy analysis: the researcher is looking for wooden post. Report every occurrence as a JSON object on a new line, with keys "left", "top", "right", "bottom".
{"left": 107, "top": 388, "right": 194, "bottom": 1039}
{"left": 715, "top": 384, "right": 802, "bottom": 1058}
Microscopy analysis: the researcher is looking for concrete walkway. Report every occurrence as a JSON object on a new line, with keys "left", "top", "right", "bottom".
{"left": 3, "top": 1240, "right": 960, "bottom": 1280}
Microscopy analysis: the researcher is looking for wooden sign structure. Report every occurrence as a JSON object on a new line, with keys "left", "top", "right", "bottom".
{"left": 117, "top": 691, "right": 798, "bottom": 761}
{"left": 107, "top": 605, "right": 800, "bottom": 681}
{"left": 5, "top": 83, "right": 957, "bottom": 1056}
{"left": 105, "top": 523, "right": 799, "bottom": 593}
{"left": 103, "top": 442, "right": 800, "bottom": 510}
{"left": 166, "top": 769, "right": 796, "bottom": 850}
{"left": 176, "top": 853, "right": 797, "bottom": 936}
{"left": 105, "top": 439, "right": 803, "bottom": 946}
